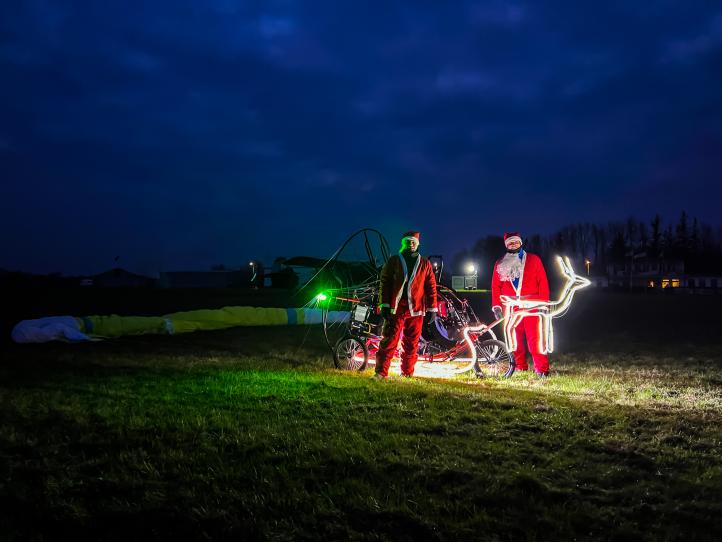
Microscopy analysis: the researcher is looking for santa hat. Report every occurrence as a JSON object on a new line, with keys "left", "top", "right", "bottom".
{"left": 504, "top": 232, "right": 522, "bottom": 248}
{"left": 402, "top": 231, "right": 421, "bottom": 243}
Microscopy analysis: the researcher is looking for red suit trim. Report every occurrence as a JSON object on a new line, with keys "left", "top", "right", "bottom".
{"left": 379, "top": 254, "right": 438, "bottom": 317}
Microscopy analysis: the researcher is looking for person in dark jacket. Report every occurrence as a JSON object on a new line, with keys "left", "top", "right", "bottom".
{"left": 374, "top": 231, "right": 438, "bottom": 378}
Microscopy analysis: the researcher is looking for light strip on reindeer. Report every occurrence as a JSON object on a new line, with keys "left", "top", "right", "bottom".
{"left": 461, "top": 322, "right": 497, "bottom": 372}
{"left": 463, "top": 256, "right": 590, "bottom": 366}
{"left": 501, "top": 256, "right": 590, "bottom": 354}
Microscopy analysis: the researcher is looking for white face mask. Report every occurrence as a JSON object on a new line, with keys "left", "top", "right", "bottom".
{"left": 497, "top": 252, "right": 523, "bottom": 281}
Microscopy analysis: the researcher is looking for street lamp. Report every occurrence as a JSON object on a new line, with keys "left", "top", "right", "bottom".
{"left": 465, "top": 263, "right": 477, "bottom": 276}
{"left": 249, "top": 261, "right": 257, "bottom": 286}
{"left": 584, "top": 259, "right": 591, "bottom": 276}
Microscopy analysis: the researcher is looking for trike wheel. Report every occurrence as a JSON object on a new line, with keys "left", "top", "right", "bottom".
{"left": 333, "top": 337, "right": 369, "bottom": 371}
{"left": 474, "top": 339, "right": 515, "bottom": 378}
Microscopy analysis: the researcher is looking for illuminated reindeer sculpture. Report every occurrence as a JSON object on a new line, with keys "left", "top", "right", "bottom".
{"left": 461, "top": 256, "right": 590, "bottom": 374}
{"left": 500, "top": 256, "right": 591, "bottom": 355}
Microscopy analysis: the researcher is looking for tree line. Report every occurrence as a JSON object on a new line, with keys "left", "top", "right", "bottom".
{"left": 452, "top": 212, "right": 722, "bottom": 284}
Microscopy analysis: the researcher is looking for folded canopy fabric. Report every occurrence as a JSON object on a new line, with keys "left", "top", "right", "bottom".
{"left": 11, "top": 307, "right": 349, "bottom": 343}
{"left": 11, "top": 316, "right": 92, "bottom": 343}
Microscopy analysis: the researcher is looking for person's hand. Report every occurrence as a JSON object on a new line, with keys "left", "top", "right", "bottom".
{"left": 492, "top": 306, "right": 503, "bottom": 320}
{"left": 380, "top": 306, "right": 391, "bottom": 319}
{"left": 427, "top": 311, "right": 438, "bottom": 323}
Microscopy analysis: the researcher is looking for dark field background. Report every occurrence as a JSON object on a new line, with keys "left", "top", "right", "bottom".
{"left": 2, "top": 286, "right": 721, "bottom": 352}
{"left": 1, "top": 287, "right": 721, "bottom": 540}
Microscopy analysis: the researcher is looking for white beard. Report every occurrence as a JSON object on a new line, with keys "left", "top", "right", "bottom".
{"left": 496, "top": 252, "right": 524, "bottom": 282}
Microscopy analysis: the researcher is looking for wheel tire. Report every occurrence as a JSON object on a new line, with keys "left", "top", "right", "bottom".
{"left": 333, "top": 337, "right": 369, "bottom": 371}
{"left": 474, "top": 339, "right": 515, "bottom": 379}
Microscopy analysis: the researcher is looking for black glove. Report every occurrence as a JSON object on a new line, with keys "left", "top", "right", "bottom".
{"left": 427, "top": 311, "right": 438, "bottom": 322}
{"left": 380, "top": 306, "right": 391, "bottom": 319}
{"left": 492, "top": 307, "right": 503, "bottom": 320}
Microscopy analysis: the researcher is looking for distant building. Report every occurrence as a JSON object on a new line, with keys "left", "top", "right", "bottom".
{"left": 685, "top": 275, "right": 722, "bottom": 293}
{"left": 607, "top": 257, "right": 684, "bottom": 290}
{"left": 606, "top": 256, "right": 721, "bottom": 292}
{"left": 91, "top": 268, "right": 155, "bottom": 288}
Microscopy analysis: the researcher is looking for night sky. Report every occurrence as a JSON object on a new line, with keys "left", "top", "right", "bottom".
{"left": 2, "top": 1, "right": 722, "bottom": 276}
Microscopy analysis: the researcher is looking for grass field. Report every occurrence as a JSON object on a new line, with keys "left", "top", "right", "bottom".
{"left": 1, "top": 289, "right": 721, "bottom": 540}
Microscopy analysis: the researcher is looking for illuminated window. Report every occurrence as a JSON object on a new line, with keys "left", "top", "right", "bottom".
{"left": 662, "top": 279, "right": 670, "bottom": 288}
{"left": 671, "top": 279, "right": 680, "bottom": 288}
{"left": 648, "top": 280, "right": 655, "bottom": 288}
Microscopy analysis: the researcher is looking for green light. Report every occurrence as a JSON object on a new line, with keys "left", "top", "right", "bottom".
{"left": 316, "top": 293, "right": 328, "bottom": 301}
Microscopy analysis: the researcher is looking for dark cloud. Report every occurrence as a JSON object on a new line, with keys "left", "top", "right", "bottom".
{"left": 2, "top": 1, "right": 722, "bottom": 274}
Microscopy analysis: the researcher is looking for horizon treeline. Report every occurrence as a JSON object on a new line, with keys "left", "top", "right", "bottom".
{"left": 453, "top": 212, "right": 722, "bottom": 279}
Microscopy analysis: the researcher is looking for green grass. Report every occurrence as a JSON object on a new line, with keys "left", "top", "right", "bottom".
{"left": 1, "top": 322, "right": 721, "bottom": 541}
{"left": 2, "top": 290, "right": 722, "bottom": 540}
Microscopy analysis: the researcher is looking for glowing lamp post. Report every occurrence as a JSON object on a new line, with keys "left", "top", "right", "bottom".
{"left": 584, "top": 259, "right": 591, "bottom": 275}
{"left": 249, "top": 261, "right": 257, "bottom": 287}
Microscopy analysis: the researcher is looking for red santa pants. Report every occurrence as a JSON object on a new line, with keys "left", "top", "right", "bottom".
{"left": 513, "top": 315, "right": 549, "bottom": 374}
{"left": 375, "top": 300, "right": 424, "bottom": 377}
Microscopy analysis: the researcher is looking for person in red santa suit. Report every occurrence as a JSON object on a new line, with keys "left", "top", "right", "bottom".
{"left": 374, "top": 231, "right": 438, "bottom": 378}
{"left": 491, "top": 232, "right": 551, "bottom": 376}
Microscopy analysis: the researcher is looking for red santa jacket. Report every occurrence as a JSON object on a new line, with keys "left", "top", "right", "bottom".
{"left": 491, "top": 251, "right": 550, "bottom": 311}
{"left": 379, "top": 253, "right": 438, "bottom": 316}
